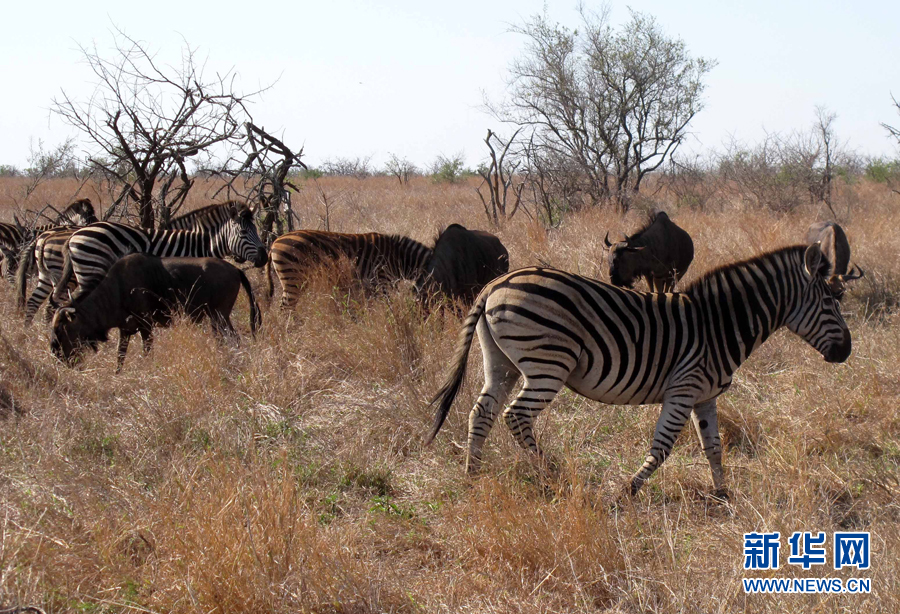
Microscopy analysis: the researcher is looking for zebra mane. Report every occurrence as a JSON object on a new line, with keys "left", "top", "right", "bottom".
{"left": 390, "top": 233, "right": 430, "bottom": 251}
{"left": 168, "top": 201, "right": 252, "bottom": 229}
{"left": 682, "top": 245, "right": 806, "bottom": 293}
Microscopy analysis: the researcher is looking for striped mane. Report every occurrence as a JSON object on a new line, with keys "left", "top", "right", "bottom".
{"left": 167, "top": 201, "right": 251, "bottom": 229}
{"left": 682, "top": 245, "right": 806, "bottom": 294}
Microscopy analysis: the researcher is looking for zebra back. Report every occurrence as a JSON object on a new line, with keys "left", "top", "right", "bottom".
{"left": 269, "top": 230, "right": 433, "bottom": 309}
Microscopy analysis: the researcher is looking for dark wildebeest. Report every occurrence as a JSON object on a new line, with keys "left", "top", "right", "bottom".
{"left": 51, "top": 254, "right": 260, "bottom": 372}
{"left": 604, "top": 210, "right": 694, "bottom": 292}
{"left": 805, "top": 221, "right": 864, "bottom": 299}
{"left": 416, "top": 224, "right": 509, "bottom": 306}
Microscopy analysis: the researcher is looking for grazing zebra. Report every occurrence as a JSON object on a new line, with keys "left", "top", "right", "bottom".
{"left": 49, "top": 201, "right": 267, "bottom": 305}
{"left": 0, "top": 198, "right": 97, "bottom": 280}
{"left": 268, "top": 230, "right": 433, "bottom": 310}
{"left": 426, "top": 244, "right": 851, "bottom": 496}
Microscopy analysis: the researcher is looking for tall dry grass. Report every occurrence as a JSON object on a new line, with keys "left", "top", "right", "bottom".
{"left": 0, "top": 176, "right": 897, "bottom": 613}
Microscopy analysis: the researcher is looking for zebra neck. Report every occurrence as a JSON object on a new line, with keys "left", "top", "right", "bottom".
{"left": 687, "top": 250, "right": 801, "bottom": 377}
{"left": 149, "top": 229, "right": 216, "bottom": 257}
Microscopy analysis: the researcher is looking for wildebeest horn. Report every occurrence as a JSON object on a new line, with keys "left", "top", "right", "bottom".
{"left": 842, "top": 263, "right": 865, "bottom": 281}
{"left": 59, "top": 306, "right": 76, "bottom": 322}
{"left": 603, "top": 232, "right": 613, "bottom": 248}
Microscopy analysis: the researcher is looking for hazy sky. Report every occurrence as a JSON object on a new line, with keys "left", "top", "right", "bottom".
{"left": 2, "top": 0, "right": 899, "bottom": 170}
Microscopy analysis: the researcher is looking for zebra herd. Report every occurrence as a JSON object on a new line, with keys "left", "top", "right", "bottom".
{"left": 4, "top": 199, "right": 861, "bottom": 496}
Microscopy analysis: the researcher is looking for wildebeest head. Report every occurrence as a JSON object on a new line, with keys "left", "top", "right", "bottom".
{"left": 785, "top": 243, "right": 852, "bottom": 364}
{"left": 604, "top": 231, "right": 646, "bottom": 289}
{"left": 221, "top": 202, "right": 268, "bottom": 268}
{"left": 50, "top": 306, "right": 109, "bottom": 366}
{"left": 805, "top": 221, "right": 863, "bottom": 300}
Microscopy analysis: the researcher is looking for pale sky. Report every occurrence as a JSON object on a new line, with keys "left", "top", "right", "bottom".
{"left": 2, "top": 0, "right": 899, "bottom": 170}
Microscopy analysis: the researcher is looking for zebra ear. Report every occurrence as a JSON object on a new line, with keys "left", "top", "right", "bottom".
{"left": 803, "top": 242, "right": 832, "bottom": 281}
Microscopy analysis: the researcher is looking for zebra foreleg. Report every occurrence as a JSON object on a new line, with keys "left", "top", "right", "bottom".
{"left": 630, "top": 396, "right": 695, "bottom": 495}
{"left": 691, "top": 398, "right": 726, "bottom": 497}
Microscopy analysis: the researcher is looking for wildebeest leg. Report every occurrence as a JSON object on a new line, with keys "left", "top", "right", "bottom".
{"left": 115, "top": 332, "right": 132, "bottom": 374}
{"left": 141, "top": 329, "right": 153, "bottom": 354}
{"left": 691, "top": 398, "right": 726, "bottom": 496}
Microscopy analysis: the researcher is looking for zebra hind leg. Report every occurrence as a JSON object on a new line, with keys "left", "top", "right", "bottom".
{"left": 25, "top": 277, "right": 53, "bottom": 324}
{"left": 691, "top": 398, "right": 727, "bottom": 498}
{"left": 501, "top": 376, "right": 566, "bottom": 464}
{"left": 630, "top": 394, "right": 697, "bottom": 495}
{"left": 466, "top": 319, "right": 520, "bottom": 474}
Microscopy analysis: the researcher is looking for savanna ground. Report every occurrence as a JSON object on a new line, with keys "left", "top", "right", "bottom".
{"left": 0, "top": 175, "right": 898, "bottom": 613}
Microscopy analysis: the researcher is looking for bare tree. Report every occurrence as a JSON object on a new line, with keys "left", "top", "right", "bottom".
{"left": 493, "top": 5, "right": 715, "bottom": 211}
{"left": 384, "top": 153, "right": 418, "bottom": 185}
{"left": 320, "top": 156, "right": 373, "bottom": 179}
{"left": 204, "top": 123, "right": 307, "bottom": 244}
{"left": 476, "top": 129, "right": 527, "bottom": 225}
{"left": 883, "top": 94, "right": 900, "bottom": 146}
{"left": 52, "top": 27, "right": 261, "bottom": 230}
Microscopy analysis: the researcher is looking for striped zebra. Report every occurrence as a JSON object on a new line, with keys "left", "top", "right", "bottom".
{"left": 426, "top": 244, "right": 852, "bottom": 496}
{"left": 0, "top": 199, "right": 97, "bottom": 280}
{"left": 50, "top": 201, "right": 267, "bottom": 305}
{"left": 268, "top": 230, "right": 433, "bottom": 309}
{"left": 17, "top": 202, "right": 266, "bottom": 321}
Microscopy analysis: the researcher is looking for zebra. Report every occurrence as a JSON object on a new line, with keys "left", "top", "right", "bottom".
{"left": 268, "top": 230, "right": 433, "bottom": 310}
{"left": 49, "top": 201, "right": 267, "bottom": 306}
{"left": 0, "top": 198, "right": 97, "bottom": 280}
{"left": 16, "top": 202, "right": 258, "bottom": 322}
{"left": 426, "top": 244, "right": 852, "bottom": 496}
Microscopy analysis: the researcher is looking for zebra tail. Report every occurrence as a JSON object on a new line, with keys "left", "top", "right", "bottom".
{"left": 239, "top": 269, "right": 262, "bottom": 336}
{"left": 425, "top": 289, "right": 489, "bottom": 445}
{"left": 14, "top": 237, "right": 37, "bottom": 312}
{"left": 50, "top": 246, "right": 75, "bottom": 306}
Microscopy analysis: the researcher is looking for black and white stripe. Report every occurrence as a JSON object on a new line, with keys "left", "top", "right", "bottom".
{"left": 269, "top": 230, "right": 433, "bottom": 309}
{"left": 426, "top": 244, "right": 852, "bottom": 495}
{"left": 51, "top": 201, "right": 267, "bottom": 304}
{"left": 0, "top": 199, "right": 97, "bottom": 280}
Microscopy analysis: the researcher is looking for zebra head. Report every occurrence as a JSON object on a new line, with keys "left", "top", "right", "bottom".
{"left": 63, "top": 198, "right": 99, "bottom": 226}
{"left": 785, "top": 243, "right": 852, "bottom": 364}
{"left": 217, "top": 203, "right": 268, "bottom": 267}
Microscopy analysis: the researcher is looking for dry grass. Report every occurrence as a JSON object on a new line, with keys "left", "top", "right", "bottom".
{"left": 0, "top": 176, "right": 898, "bottom": 613}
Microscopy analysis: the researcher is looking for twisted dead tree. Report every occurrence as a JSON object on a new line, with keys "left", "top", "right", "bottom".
{"left": 51, "top": 27, "right": 262, "bottom": 230}
{"left": 206, "top": 122, "right": 308, "bottom": 247}
{"left": 476, "top": 128, "right": 527, "bottom": 226}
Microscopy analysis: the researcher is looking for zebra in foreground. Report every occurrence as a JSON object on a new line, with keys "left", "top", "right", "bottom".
{"left": 268, "top": 230, "right": 433, "bottom": 309}
{"left": 49, "top": 201, "right": 267, "bottom": 306}
{"left": 0, "top": 198, "right": 97, "bottom": 280}
{"left": 426, "top": 244, "right": 851, "bottom": 496}
{"left": 17, "top": 202, "right": 261, "bottom": 322}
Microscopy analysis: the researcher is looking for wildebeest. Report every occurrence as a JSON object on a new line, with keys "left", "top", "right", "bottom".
{"left": 416, "top": 224, "right": 509, "bottom": 305}
{"left": 805, "top": 220, "right": 864, "bottom": 298}
{"left": 604, "top": 210, "right": 694, "bottom": 292}
{"left": 51, "top": 254, "right": 260, "bottom": 372}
